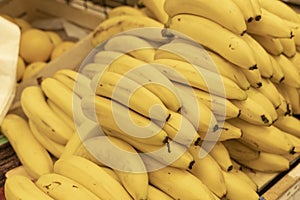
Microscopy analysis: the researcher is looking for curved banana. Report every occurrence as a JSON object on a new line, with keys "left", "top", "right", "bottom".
{"left": 91, "top": 15, "right": 163, "bottom": 46}
{"left": 231, "top": 0, "right": 255, "bottom": 22}
{"left": 168, "top": 14, "right": 257, "bottom": 70}
{"left": 29, "top": 120, "right": 65, "bottom": 159}
{"left": 92, "top": 70, "right": 169, "bottom": 121}
{"left": 277, "top": 84, "right": 300, "bottom": 114}
{"left": 222, "top": 170, "right": 260, "bottom": 200}
{"left": 290, "top": 52, "right": 300, "bottom": 72}
{"left": 251, "top": 34, "right": 283, "bottom": 56}
{"left": 230, "top": 96, "right": 273, "bottom": 126}
{"left": 148, "top": 185, "right": 173, "bottom": 200}
{"left": 188, "top": 146, "right": 227, "bottom": 198}
{"left": 1, "top": 114, "right": 53, "bottom": 180}
{"left": 273, "top": 115, "right": 300, "bottom": 138}
{"left": 276, "top": 93, "right": 293, "bottom": 117}
{"left": 20, "top": 86, "right": 73, "bottom": 145}
{"left": 241, "top": 33, "right": 273, "bottom": 78}
{"left": 249, "top": 0, "right": 262, "bottom": 21}
{"left": 229, "top": 118, "right": 294, "bottom": 155}
{"left": 164, "top": 0, "right": 246, "bottom": 35}
{"left": 240, "top": 68, "right": 262, "bottom": 88}
{"left": 230, "top": 168, "right": 258, "bottom": 192}
{"left": 148, "top": 165, "right": 215, "bottom": 200}
{"left": 152, "top": 58, "right": 248, "bottom": 100}
{"left": 222, "top": 139, "right": 260, "bottom": 161}
{"left": 107, "top": 6, "right": 146, "bottom": 18}
{"left": 285, "top": 132, "right": 300, "bottom": 153}
{"left": 36, "top": 172, "right": 101, "bottom": 200}
{"left": 22, "top": 61, "right": 47, "bottom": 81}
{"left": 93, "top": 51, "right": 183, "bottom": 112}
{"left": 237, "top": 152, "right": 290, "bottom": 173}
{"left": 269, "top": 55, "right": 285, "bottom": 83}
{"left": 246, "top": 9, "right": 294, "bottom": 39}
{"left": 4, "top": 174, "right": 54, "bottom": 200}
{"left": 279, "top": 37, "right": 297, "bottom": 58}
{"left": 141, "top": 0, "right": 168, "bottom": 24}
{"left": 257, "top": 78, "right": 282, "bottom": 109}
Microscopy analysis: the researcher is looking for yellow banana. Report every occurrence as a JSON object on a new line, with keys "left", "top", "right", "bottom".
{"left": 4, "top": 174, "right": 54, "bottom": 200}
{"left": 230, "top": 168, "right": 258, "bottom": 192}
{"left": 279, "top": 37, "right": 297, "bottom": 58}
{"left": 164, "top": 0, "right": 247, "bottom": 35}
{"left": 147, "top": 185, "right": 173, "bottom": 200}
{"left": 269, "top": 54, "right": 285, "bottom": 83}
{"left": 276, "top": 92, "right": 293, "bottom": 117}
{"left": 1, "top": 114, "right": 53, "bottom": 180}
{"left": 168, "top": 14, "right": 257, "bottom": 70}
{"left": 273, "top": 115, "right": 300, "bottom": 138}
{"left": 290, "top": 52, "right": 300, "bottom": 73}
{"left": 22, "top": 61, "right": 47, "bottom": 81}
{"left": 140, "top": 0, "right": 168, "bottom": 23}
{"left": 240, "top": 68, "right": 262, "bottom": 88}
{"left": 285, "top": 132, "right": 300, "bottom": 153}
{"left": 257, "top": 78, "right": 282, "bottom": 109}
{"left": 249, "top": 0, "right": 262, "bottom": 21}
{"left": 277, "top": 84, "right": 300, "bottom": 114}
{"left": 107, "top": 6, "right": 146, "bottom": 18}
{"left": 251, "top": 34, "right": 283, "bottom": 56}
{"left": 231, "top": 0, "right": 255, "bottom": 22}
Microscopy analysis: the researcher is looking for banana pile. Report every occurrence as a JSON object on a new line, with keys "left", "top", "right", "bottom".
{"left": 2, "top": 0, "right": 300, "bottom": 199}
{"left": 0, "top": 14, "right": 76, "bottom": 83}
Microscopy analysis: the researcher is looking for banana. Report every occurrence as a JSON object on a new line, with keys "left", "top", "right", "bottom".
{"left": 171, "top": 83, "right": 219, "bottom": 134}
{"left": 91, "top": 15, "right": 163, "bottom": 46}
{"left": 93, "top": 51, "right": 182, "bottom": 112}
{"left": 269, "top": 54, "right": 286, "bottom": 83}
{"left": 29, "top": 120, "right": 65, "bottom": 159}
{"left": 188, "top": 145, "right": 227, "bottom": 198}
{"left": 276, "top": 93, "right": 293, "bottom": 117}
{"left": 148, "top": 165, "right": 215, "bottom": 200}
{"left": 237, "top": 152, "right": 290, "bottom": 173}
{"left": 279, "top": 37, "right": 297, "bottom": 58}
{"left": 173, "top": 82, "right": 241, "bottom": 119}
{"left": 273, "top": 54, "right": 300, "bottom": 88}
{"left": 251, "top": 34, "right": 283, "bottom": 56}
{"left": 4, "top": 174, "right": 54, "bottom": 200}
{"left": 202, "top": 141, "right": 233, "bottom": 172}
{"left": 164, "top": 0, "right": 246, "bottom": 35}
{"left": 257, "top": 78, "right": 282, "bottom": 109}
{"left": 240, "top": 68, "right": 262, "bottom": 88}
{"left": 285, "top": 132, "right": 300, "bottom": 153}
{"left": 140, "top": 0, "right": 168, "bottom": 24}
{"left": 222, "top": 170, "right": 260, "bottom": 200}
{"left": 168, "top": 14, "right": 257, "bottom": 70}
{"left": 36, "top": 172, "right": 101, "bottom": 200}
{"left": 290, "top": 52, "right": 300, "bottom": 73}
{"left": 249, "top": 0, "right": 262, "bottom": 21}
{"left": 241, "top": 33, "right": 273, "bottom": 78}
{"left": 273, "top": 115, "right": 300, "bottom": 138}
{"left": 229, "top": 168, "right": 258, "bottom": 192}
{"left": 81, "top": 95, "right": 168, "bottom": 146}
{"left": 107, "top": 6, "right": 146, "bottom": 18}
{"left": 222, "top": 139, "right": 260, "bottom": 161}
{"left": 152, "top": 58, "right": 248, "bottom": 100}
{"left": 260, "top": 0, "right": 300, "bottom": 23}
{"left": 147, "top": 185, "right": 173, "bottom": 200}
{"left": 91, "top": 70, "right": 169, "bottom": 122}
{"left": 229, "top": 118, "right": 294, "bottom": 155}
{"left": 245, "top": 87, "right": 278, "bottom": 122}
{"left": 104, "top": 34, "right": 156, "bottom": 62}
{"left": 246, "top": 8, "right": 294, "bottom": 39}
{"left": 230, "top": 96, "right": 273, "bottom": 126}
{"left": 274, "top": 83, "right": 294, "bottom": 114}
{"left": 81, "top": 62, "right": 108, "bottom": 79}
{"left": 83, "top": 136, "right": 148, "bottom": 200}
{"left": 20, "top": 86, "right": 73, "bottom": 145}
{"left": 0, "top": 114, "right": 53, "bottom": 180}
{"left": 54, "top": 155, "right": 133, "bottom": 200}
{"left": 103, "top": 128, "right": 194, "bottom": 170}
{"left": 22, "top": 61, "right": 47, "bottom": 81}
{"left": 53, "top": 69, "right": 93, "bottom": 99}
{"left": 231, "top": 0, "right": 255, "bottom": 22}
{"left": 277, "top": 84, "right": 300, "bottom": 114}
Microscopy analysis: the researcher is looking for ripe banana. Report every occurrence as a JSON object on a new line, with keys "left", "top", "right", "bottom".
{"left": 236, "top": 152, "right": 290, "bottom": 172}
{"left": 249, "top": 0, "right": 262, "bottom": 21}
{"left": 80, "top": 62, "right": 108, "bottom": 79}
{"left": 245, "top": 86, "right": 278, "bottom": 122}
{"left": 91, "top": 15, "right": 163, "bottom": 46}
{"left": 147, "top": 185, "right": 173, "bottom": 200}
{"left": 107, "top": 5, "right": 146, "bottom": 18}
{"left": 4, "top": 174, "right": 54, "bottom": 200}
{"left": 290, "top": 52, "right": 300, "bottom": 73}
{"left": 140, "top": 0, "right": 168, "bottom": 24}
{"left": 260, "top": 0, "right": 300, "bottom": 23}
{"left": 251, "top": 34, "right": 283, "bottom": 56}
{"left": 222, "top": 139, "right": 260, "bottom": 161}
{"left": 229, "top": 118, "right": 294, "bottom": 155}
{"left": 20, "top": 85, "right": 73, "bottom": 145}
{"left": 269, "top": 54, "right": 286, "bottom": 83}
{"left": 104, "top": 34, "right": 156, "bottom": 62}
{"left": 222, "top": 170, "right": 260, "bottom": 200}
{"left": 230, "top": 96, "right": 273, "bottom": 126}
{"left": 246, "top": 9, "right": 294, "bottom": 39}
{"left": 148, "top": 165, "right": 215, "bottom": 200}
{"left": 203, "top": 141, "right": 233, "bottom": 172}
{"left": 241, "top": 33, "right": 273, "bottom": 78}
{"left": 230, "top": 168, "right": 258, "bottom": 192}
{"left": 240, "top": 68, "right": 262, "bottom": 88}
{"left": 231, "top": 0, "right": 255, "bottom": 22}
{"left": 36, "top": 172, "right": 101, "bottom": 200}
{"left": 277, "top": 84, "right": 300, "bottom": 114}
{"left": 276, "top": 93, "right": 293, "bottom": 117}
{"left": 173, "top": 82, "right": 241, "bottom": 119}
{"left": 93, "top": 51, "right": 182, "bottom": 112}
{"left": 1, "top": 114, "right": 53, "bottom": 180}
{"left": 168, "top": 14, "right": 257, "bottom": 70}
{"left": 81, "top": 95, "right": 168, "bottom": 146}
{"left": 188, "top": 145, "right": 227, "bottom": 198}
{"left": 273, "top": 115, "right": 300, "bottom": 138}
{"left": 92, "top": 70, "right": 170, "bottom": 121}
{"left": 164, "top": 0, "right": 247, "bottom": 35}
{"left": 29, "top": 120, "right": 65, "bottom": 159}
{"left": 152, "top": 58, "right": 248, "bottom": 100}
{"left": 257, "top": 78, "right": 282, "bottom": 109}
{"left": 279, "top": 37, "right": 297, "bottom": 58}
